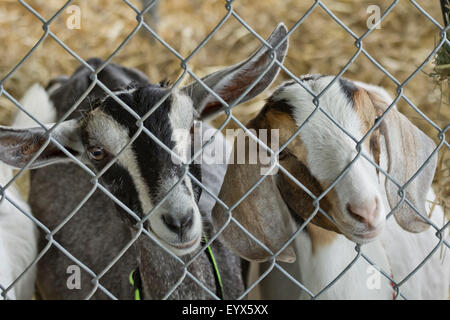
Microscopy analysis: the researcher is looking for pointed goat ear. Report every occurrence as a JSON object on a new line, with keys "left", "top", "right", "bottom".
{"left": 0, "top": 120, "right": 84, "bottom": 169}
{"left": 212, "top": 129, "right": 296, "bottom": 263}
{"left": 366, "top": 88, "right": 437, "bottom": 233}
{"left": 183, "top": 23, "right": 288, "bottom": 119}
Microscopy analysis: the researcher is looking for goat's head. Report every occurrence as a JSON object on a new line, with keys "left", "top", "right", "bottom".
{"left": 0, "top": 24, "right": 288, "bottom": 256}
{"left": 213, "top": 75, "right": 437, "bottom": 262}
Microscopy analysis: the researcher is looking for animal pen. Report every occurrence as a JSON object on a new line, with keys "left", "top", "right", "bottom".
{"left": 0, "top": 0, "right": 449, "bottom": 300}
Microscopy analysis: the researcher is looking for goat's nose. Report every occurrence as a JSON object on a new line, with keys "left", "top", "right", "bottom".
{"left": 346, "top": 198, "right": 379, "bottom": 228}
{"left": 162, "top": 211, "right": 193, "bottom": 234}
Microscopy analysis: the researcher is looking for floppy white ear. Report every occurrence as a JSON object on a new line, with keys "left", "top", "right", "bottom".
{"left": 212, "top": 130, "right": 296, "bottom": 263}
{"left": 0, "top": 120, "right": 83, "bottom": 169}
{"left": 183, "top": 23, "right": 288, "bottom": 119}
{"left": 366, "top": 88, "right": 437, "bottom": 233}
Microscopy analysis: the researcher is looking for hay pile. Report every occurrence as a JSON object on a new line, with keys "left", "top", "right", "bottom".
{"left": 432, "top": 0, "right": 449, "bottom": 82}
{"left": 0, "top": 0, "right": 448, "bottom": 217}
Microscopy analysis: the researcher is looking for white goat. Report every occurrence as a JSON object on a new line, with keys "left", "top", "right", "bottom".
{"left": 213, "top": 75, "right": 449, "bottom": 299}
{"left": 0, "top": 84, "right": 51, "bottom": 300}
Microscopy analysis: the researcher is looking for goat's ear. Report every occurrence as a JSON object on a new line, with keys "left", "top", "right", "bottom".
{"left": 183, "top": 23, "right": 288, "bottom": 119}
{"left": 366, "top": 88, "right": 437, "bottom": 233}
{"left": 0, "top": 120, "right": 84, "bottom": 169}
{"left": 212, "top": 130, "right": 296, "bottom": 263}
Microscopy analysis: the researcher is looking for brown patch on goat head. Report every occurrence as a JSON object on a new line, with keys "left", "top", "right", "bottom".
{"left": 252, "top": 108, "right": 341, "bottom": 237}
{"left": 352, "top": 88, "right": 382, "bottom": 168}
{"left": 276, "top": 153, "right": 341, "bottom": 235}
{"left": 261, "top": 108, "right": 307, "bottom": 163}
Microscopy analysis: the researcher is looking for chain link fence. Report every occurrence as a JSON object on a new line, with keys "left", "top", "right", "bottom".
{"left": 0, "top": 0, "right": 449, "bottom": 300}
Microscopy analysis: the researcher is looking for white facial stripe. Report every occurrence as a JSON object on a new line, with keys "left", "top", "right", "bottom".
{"left": 86, "top": 109, "right": 153, "bottom": 214}
{"left": 169, "top": 90, "right": 194, "bottom": 163}
{"left": 167, "top": 91, "right": 199, "bottom": 213}
{"left": 85, "top": 108, "right": 202, "bottom": 254}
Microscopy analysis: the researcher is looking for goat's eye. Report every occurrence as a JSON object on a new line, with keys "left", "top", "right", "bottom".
{"left": 87, "top": 146, "right": 105, "bottom": 161}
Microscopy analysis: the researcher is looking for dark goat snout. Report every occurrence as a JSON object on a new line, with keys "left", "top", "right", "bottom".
{"left": 162, "top": 210, "right": 194, "bottom": 235}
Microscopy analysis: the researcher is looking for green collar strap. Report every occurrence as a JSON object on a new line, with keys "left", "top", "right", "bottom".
{"left": 129, "top": 269, "right": 141, "bottom": 300}
{"left": 203, "top": 233, "right": 224, "bottom": 299}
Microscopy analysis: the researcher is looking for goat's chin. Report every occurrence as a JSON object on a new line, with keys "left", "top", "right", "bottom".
{"left": 165, "top": 234, "right": 202, "bottom": 256}
{"left": 147, "top": 226, "right": 202, "bottom": 256}
{"left": 343, "top": 226, "right": 384, "bottom": 245}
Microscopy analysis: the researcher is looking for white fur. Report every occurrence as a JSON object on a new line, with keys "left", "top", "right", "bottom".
{"left": 275, "top": 78, "right": 386, "bottom": 242}
{"left": 0, "top": 85, "right": 44, "bottom": 299}
{"left": 292, "top": 229, "right": 393, "bottom": 299}
{"left": 169, "top": 90, "right": 194, "bottom": 163}
{"left": 258, "top": 189, "right": 448, "bottom": 300}
{"left": 252, "top": 79, "right": 449, "bottom": 300}
{"left": 0, "top": 172, "right": 37, "bottom": 300}
{"left": 13, "top": 84, "right": 56, "bottom": 128}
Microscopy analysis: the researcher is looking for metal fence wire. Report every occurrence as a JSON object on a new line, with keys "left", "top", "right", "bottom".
{"left": 0, "top": 0, "right": 449, "bottom": 300}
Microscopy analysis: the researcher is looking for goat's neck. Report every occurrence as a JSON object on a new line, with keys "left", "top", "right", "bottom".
{"left": 134, "top": 236, "right": 186, "bottom": 299}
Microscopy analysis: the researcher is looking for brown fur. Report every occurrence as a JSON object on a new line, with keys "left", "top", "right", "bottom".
{"left": 276, "top": 154, "right": 340, "bottom": 234}
{"left": 212, "top": 116, "right": 296, "bottom": 262}
{"left": 352, "top": 88, "right": 377, "bottom": 134}
{"left": 252, "top": 108, "right": 341, "bottom": 241}
{"left": 306, "top": 223, "right": 338, "bottom": 254}
{"left": 262, "top": 109, "right": 308, "bottom": 163}
{"left": 352, "top": 88, "right": 382, "bottom": 167}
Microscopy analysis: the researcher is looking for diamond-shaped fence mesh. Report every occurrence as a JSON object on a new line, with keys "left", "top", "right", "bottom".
{"left": 0, "top": 0, "right": 448, "bottom": 300}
